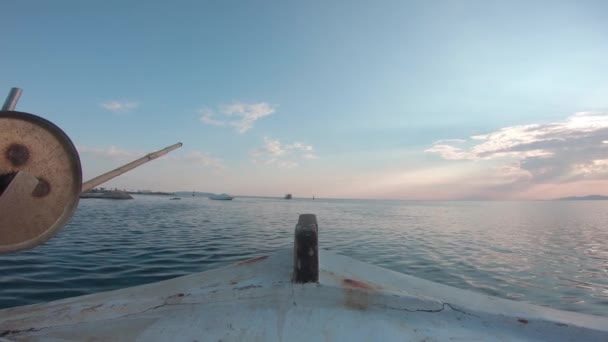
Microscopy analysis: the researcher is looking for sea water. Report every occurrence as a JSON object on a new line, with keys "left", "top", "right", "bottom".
{"left": 1, "top": 196, "right": 607, "bottom": 317}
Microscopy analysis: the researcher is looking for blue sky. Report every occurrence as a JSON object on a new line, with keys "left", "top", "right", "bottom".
{"left": 3, "top": 0, "right": 608, "bottom": 199}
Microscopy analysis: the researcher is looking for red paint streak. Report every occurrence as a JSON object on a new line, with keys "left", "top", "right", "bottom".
{"left": 237, "top": 256, "right": 268, "bottom": 265}
{"left": 342, "top": 278, "right": 377, "bottom": 290}
{"left": 518, "top": 319, "right": 529, "bottom": 325}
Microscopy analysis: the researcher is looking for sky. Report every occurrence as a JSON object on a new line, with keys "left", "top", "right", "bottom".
{"left": 2, "top": 0, "right": 608, "bottom": 200}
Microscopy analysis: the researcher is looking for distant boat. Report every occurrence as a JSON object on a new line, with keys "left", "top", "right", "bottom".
{"left": 284, "top": 194, "right": 292, "bottom": 199}
{"left": 170, "top": 197, "right": 181, "bottom": 200}
{"left": 209, "top": 193, "right": 234, "bottom": 200}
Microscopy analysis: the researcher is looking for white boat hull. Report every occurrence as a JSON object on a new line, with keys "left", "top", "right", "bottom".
{"left": 208, "top": 194, "right": 234, "bottom": 200}
{"left": 1, "top": 249, "right": 607, "bottom": 341}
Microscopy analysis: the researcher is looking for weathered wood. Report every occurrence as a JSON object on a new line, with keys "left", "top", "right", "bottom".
{"left": 293, "top": 214, "right": 319, "bottom": 283}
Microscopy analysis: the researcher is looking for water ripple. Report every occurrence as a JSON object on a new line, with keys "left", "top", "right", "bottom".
{"left": 0, "top": 197, "right": 607, "bottom": 317}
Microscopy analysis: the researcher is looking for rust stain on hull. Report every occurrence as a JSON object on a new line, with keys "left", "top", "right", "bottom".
{"left": 237, "top": 256, "right": 268, "bottom": 266}
{"left": 344, "top": 288, "right": 370, "bottom": 311}
{"left": 342, "top": 278, "right": 378, "bottom": 290}
{"left": 341, "top": 278, "right": 379, "bottom": 311}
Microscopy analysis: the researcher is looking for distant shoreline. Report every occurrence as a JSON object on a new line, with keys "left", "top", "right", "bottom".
{"left": 86, "top": 189, "right": 608, "bottom": 201}
{"left": 555, "top": 195, "right": 608, "bottom": 201}
{"left": 127, "top": 191, "right": 175, "bottom": 196}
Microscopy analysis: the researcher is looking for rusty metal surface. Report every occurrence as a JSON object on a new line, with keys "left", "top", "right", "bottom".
{"left": 0, "top": 111, "right": 81, "bottom": 254}
{"left": 1, "top": 249, "right": 607, "bottom": 341}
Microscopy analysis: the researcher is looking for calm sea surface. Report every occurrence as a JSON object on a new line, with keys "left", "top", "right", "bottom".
{"left": 1, "top": 196, "right": 607, "bottom": 316}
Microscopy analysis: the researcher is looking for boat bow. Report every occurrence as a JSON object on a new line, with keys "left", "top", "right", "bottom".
{"left": 2, "top": 247, "right": 607, "bottom": 341}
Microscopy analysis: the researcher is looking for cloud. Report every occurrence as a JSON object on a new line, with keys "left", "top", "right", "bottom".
{"left": 199, "top": 102, "right": 276, "bottom": 133}
{"left": 199, "top": 108, "right": 226, "bottom": 126}
{"left": 181, "top": 151, "right": 224, "bottom": 169}
{"left": 425, "top": 144, "right": 475, "bottom": 160}
{"left": 303, "top": 153, "right": 319, "bottom": 160}
{"left": 426, "top": 112, "right": 608, "bottom": 194}
{"left": 101, "top": 101, "right": 139, "bottom": 113}
{"left": 277, "top": 161, "right": 299, "bottom": 169}
{"left": 259, "top": 137, "right": 285, "bottom": 156}
{"left": 433, "top": 139, "right": 467, "bottom": 144}
{"left": 253, "top": 137, "right": 318, "bottom": 168}
{"left": 286, "top": 142, "right": 314, "bottom": 152}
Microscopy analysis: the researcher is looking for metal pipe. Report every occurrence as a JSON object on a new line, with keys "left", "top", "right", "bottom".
{"left": 2, "top": 88, "right": 23, "bottom": 111}
{"left": 81, "top": 142, "right": 183, "bottom": 192}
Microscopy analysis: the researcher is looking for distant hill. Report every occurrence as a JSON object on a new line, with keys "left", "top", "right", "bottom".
{"left": 127, "top": 191, "right": 175, "bottom": 196}
{"left": 175, "top": 191, "right": 215, "bottom": 197}
{"left": 556, "top": 195, "right": 608, "bottom": 201}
